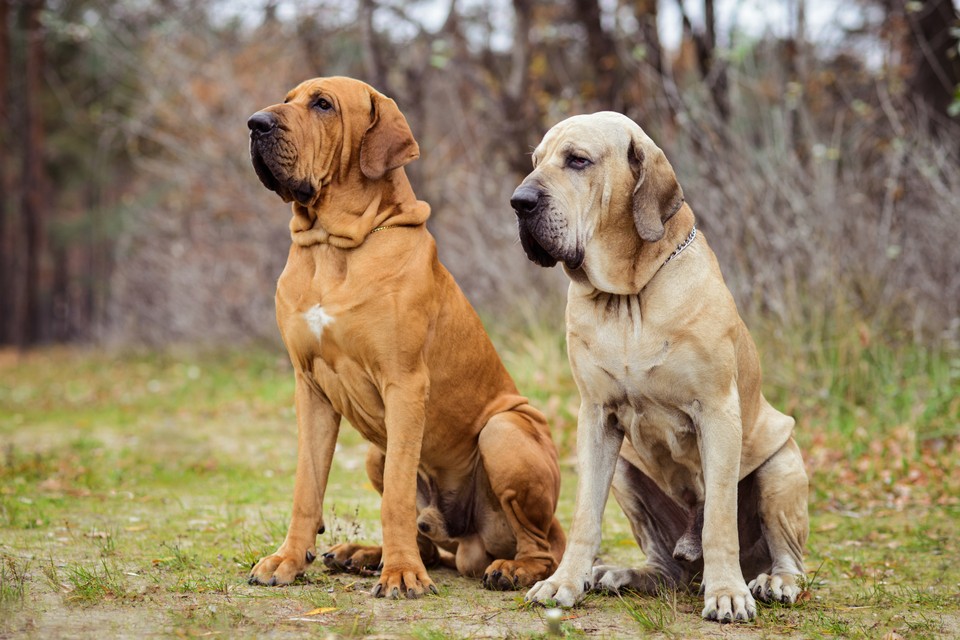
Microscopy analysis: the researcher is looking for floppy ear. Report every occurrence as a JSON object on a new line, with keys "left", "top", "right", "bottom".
{"left": 359, "top": 91, "right": 420, "bottom": 180}
{"left": 628, "top": 135, "right": 684, "bottom": 243}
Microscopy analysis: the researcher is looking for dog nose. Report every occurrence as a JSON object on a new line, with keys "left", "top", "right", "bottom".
{"left": 247, "top": 111, "right": 277, "bottom": 134}
{"left": 510, "top": 185, "right": 541, "bottom": 218}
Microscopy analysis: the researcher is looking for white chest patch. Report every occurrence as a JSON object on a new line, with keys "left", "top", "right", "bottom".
{"left": 303, "top": 304, "right": 334, "bottom": 341}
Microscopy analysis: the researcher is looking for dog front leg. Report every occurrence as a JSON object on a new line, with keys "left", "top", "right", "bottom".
{"left": 372, "top": 371, "right": 437, "bottom": 599}
{"left": 250, "top": 372, "right": 340, "bottom": 585}
{"left": 697, "top": 389, "right": 756, "bottom": 622}
{"left": 526, "top": 402, "right": 623, "bottom": 607}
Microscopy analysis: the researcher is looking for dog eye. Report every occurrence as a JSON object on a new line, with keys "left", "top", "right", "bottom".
{"left": 314, "top": 98, "right": 333, "bottom": 111}
{"left": 567, "top": 155, "right": 592, "bottom": 169}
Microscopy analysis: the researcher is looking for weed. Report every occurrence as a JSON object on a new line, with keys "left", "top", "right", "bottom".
{"left": 64, "top": 559, "right": 128, "bottom": 604}
{"left": 89, "top": 528, "right": 117, "bottom": 557}
{"left": 171, "top": 573, "right": 229, "bottom": 595}
{"left": 155, "top": 539, "right": 196, "bottom": 571}
{"left": 903, "top": 611, "right": 944, "bottom": 634}
{"left": 0, "top": 555, "right": 28, "bottom": 605}
{"left": 325, "top": 504, "right": 366, "bottom": 546}
{"left": 234, "top": 520, "right": 275, "bottom": 570}
{"left": 619, "top": 591, "right": 678, "bottom": 634}
{"left": 40, "top": 558, "right": 62, "bottom": 593}
{"left": 802, "top": 561, "right": 826, "bottom": 592}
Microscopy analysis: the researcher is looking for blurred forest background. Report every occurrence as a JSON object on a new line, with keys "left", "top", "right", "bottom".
{"left": 0, "top": 0, "right": 958, "bottom": 348}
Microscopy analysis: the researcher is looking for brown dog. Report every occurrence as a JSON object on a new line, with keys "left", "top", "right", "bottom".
{"left": 244, "top": 77, "right": 565, "bottom": 598}
{"left": 512, "top": 113, "right": 809, "bottom": 622}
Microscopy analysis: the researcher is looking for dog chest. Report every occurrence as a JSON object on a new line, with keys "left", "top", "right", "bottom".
{"left": 567, "top": 293, "right": 671, "bottom": 398}
{"left": 569, "top": 294, "right": 706, "bottom": 503}
{"left": 277, "top": 293, "right": 391, "bottom": 446}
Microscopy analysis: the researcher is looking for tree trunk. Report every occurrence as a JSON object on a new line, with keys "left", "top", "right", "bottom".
{"left": 629, "top": 0, "right": 673, "bottom": 122}
{"left": 0, "top": 0, "right": 9, "bottom": 344}
{"left": 676, "top": 0, "right": 729, "bottom": 120}
{"left": 906, "top": 0, "right": 960, "bottom": 121}
{"left": 786, "top": 0, "right": 809, "bottom": 166}
{"left": 359, "top": 0, "right": 389, "bottom": 95}
{"left": 632, "top": 0, "right": 663, "bottom": 76}
{"left": 702, "top": 0, "right": 729, "bottom": 120}
{"left": 16, "top": 0, "right": 46, "bottom": 348}
{"left": 573, "top": 0, "right": 620, "bottom": 109}
{"left": 504, "top": 0, "right": 537, "bottom": 176}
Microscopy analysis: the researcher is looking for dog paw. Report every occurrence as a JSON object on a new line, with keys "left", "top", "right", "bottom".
{"left": 371, "top": 563, "right": 437, "bottom": 599}
{"left": 525, "top": 573, "right": 590, "bottom": 608}
{"left": 482, "top": 558, "right": 552, "bottom": 591}
{"left": 321, "top": 543, "right": 382, "bottom": 575}
{"left": 591, "top": 564, "right": 676, "bottom": 595}
{"left": 249, "top": 545, "right": 315, "bottom": 586}
{"left": 748, "top": 573, "right": 802, "bottom": 604}
{"left": 701, "top": 581, "right": 756, "bottom": 622}
{"left": 591, "top": 565, "right": 630, "bottom": 594}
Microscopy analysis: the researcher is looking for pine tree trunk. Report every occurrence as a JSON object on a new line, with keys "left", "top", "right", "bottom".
{"left": 17, "top": 0, "right": 46, "bottom": 348}
{"left": 0, "top": 0, "right": 10, "bottom": 344}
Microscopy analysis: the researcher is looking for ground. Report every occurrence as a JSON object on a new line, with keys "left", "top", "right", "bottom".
{"left": 0, "top": 343, "right": 958, "bottom": 638}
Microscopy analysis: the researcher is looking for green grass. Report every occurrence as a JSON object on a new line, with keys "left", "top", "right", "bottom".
{"left": 0, "top": 325, "right": 957, "bottom": 638}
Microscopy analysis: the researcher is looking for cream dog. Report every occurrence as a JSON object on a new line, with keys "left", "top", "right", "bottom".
{"left": 511, "top": 112, "right": 808, "bottom": 622}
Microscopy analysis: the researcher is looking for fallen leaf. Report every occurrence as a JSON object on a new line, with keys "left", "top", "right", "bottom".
{"left": 302, "top": 607, "right": 337, "bottom": 616}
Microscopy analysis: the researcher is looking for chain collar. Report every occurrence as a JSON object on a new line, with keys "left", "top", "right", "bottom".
{"left": 662, "top": 225, "right": 697, "bottom": 266}
{"left": 369, "top": 223, "right": 419, "bottom": 235}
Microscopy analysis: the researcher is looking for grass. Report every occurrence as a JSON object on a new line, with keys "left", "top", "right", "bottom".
{"left": 0, "top": 321, "right": 958, "bottom": 638}
{"left": 619, "top": 590, "right": 678, "bottom": 634}
{"left": 0, "top": 554, "right": 29, "bottom": 605}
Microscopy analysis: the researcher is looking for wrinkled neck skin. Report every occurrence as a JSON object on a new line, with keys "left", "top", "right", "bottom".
{"left": 564, "top": 205, "right": 696, "bottom": 295}
{"left": 289, "top": 168, "right": 431, "bottom": 249}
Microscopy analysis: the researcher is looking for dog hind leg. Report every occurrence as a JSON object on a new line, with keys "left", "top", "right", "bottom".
{"left": 478, "top": 408, "right": 564, "bottom": 591}
{"left": 747, "top": 437, "right": 809, "bottom": 604}
{"left": 592, "top": 452, "right": 698, "bottom": 594}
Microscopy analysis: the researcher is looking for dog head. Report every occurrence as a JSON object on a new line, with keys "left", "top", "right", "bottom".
{"left": 247, "top": 76, "right": 419, "bottom": 206}
{"left": 510, "top": 112, "right": 684, "bottom": 286}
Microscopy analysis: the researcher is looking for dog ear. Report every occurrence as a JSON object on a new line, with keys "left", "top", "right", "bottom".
{"left": 628, "top": 134, "right": 684, "bottom": 243}
{"left": 359, "top": 91, "right": 420, "bottom": 180}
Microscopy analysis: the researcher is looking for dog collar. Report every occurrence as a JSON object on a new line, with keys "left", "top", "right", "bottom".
{"left": 662, "top": 225, "right": 697, "bottom": 266}
{"left": 368, "top": 223, "right": 419, "bottom": 236}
